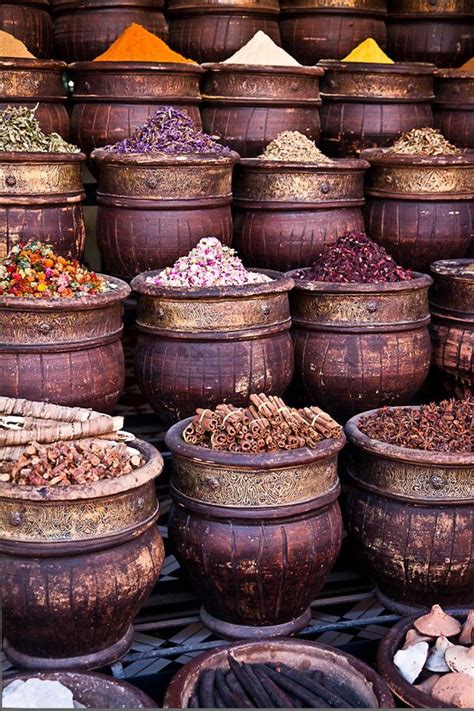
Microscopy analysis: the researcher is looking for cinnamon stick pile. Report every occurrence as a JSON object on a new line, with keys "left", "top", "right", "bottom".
{"left": 183, "top": 394, "right": 342, "bottom": 453}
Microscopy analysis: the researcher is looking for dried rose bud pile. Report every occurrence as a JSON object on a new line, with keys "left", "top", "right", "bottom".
{"left": 150, "top": 238, "right": 273, "bottom": 288}
{"left": 0, "top": 242, "right": 113, "bottom": 298}
{"left": 295, "top": 231, "right": 414, "bottom": 284}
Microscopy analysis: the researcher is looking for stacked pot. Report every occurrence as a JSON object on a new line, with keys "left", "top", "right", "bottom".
{"left": 0, "top": 0, "right": 53, "bottom": 58}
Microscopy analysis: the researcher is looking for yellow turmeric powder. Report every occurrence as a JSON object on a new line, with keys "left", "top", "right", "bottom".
{"left": 94, "top": 23, "right": 196, "bottom": 63}
{"left": 342, "top": 38, "right": 394, "bottom": 64}
{"left": 460, "top": 57, "right": 474, "bottom": 71}
{"left": 0, "top": 30, "right": 35, "bottom": 59}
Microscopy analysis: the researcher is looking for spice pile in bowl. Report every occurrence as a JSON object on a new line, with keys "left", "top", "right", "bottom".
{"left": 392, "top": 605, "right": 473, "bottom": 708}
{"left": 259, "top": 131, "right": 333, "bottom": 163}
{"left": 386, "top": 127, "right": 462, "bottom": 156}
{"left": 183, "top": 393, "right": 342, "bottom": 453}
{"left": 223, "top": 30, "right": 301, "bottom": 67}
{"left": 93, "top": 22, "right": 196, "bottom": 63}
{"left": 0, "top": 105, "right": 80, "bottom": 153}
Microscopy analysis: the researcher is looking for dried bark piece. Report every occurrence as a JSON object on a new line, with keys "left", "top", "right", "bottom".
{"left": 459, "top": 611, "right": 474, "bottom": 646}
{"left": 394, "top": 641, "right": 429, "bottom": 683}
{"left": 431, "top": 672, "right": 474, "bottom": 708}
{"left": 445, "top": 645, "right": 474, "bottom": 677}
{"left": 414, "top": 605, "right": 462, "bottom": 638}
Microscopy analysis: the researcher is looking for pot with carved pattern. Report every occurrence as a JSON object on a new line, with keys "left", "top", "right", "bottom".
{"left": 0, "top": 277, "right": 130, "bottom": 412}
{"left": 344, "top": 407, "right": 474, "bottom": 615}
{"left": 434, "top": 70, "right": 474, "bottom": 150}
{"left": 166, "top": 419, "right": 346, "bottom": 640}
{"left": 0, "top": 439, "right": 165, "bottom": 671}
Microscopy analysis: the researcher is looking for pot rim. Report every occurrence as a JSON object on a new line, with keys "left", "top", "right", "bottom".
{"left": 131, "top": 268, "right": 294, "bottom": 298}
{"left": 0, "top": 275, "right": 131, "bottom": 311}
{"left": 51, "top": 0, "right": 164, "bottom": 9}
{"left": 238, "top": 157, "right": 370, "bottom": 170}
{"left": 68, "top": 60, "right": 204, "bottom": 74}
{"left": 287, "top": 271, "right": 432, "bottom": 293}
{"left": 431, "top": 258, "right": 474, "bottom": 281}
{"left": 361, "top": 148, "right": 474, "bottom": 166}
{"left": 0, "top": 151, "right": 85, "bottom": 163}
{"left": 0, "top": 58, "right": 67, "bottom": 70}
{"left": 345, "top": 406, "right": 474, "bottom": 466}
{"left": 91, "top": 149, "right": 239, "bottom": 165}
{"left": 317, "top": 59, "right": 437, "bottom": 75}
{"left": 201, "top": 62, "right": 324, "bottom": 77}
{"left": 436, "top": 68, "right": 474, "bottom": 79}
{"left": 165, "top": 417, "right": 346, "bottom": 468}
{"left": 0, "top": 439, "right": 164, "bottom": 502}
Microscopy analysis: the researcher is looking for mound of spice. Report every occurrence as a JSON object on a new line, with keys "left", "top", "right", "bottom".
{"left": 296, "top": 231, "right": 414, "bottom": 284}
{"left": 342, "top": 38, "right": 394, "bottom": 64}
{"left": 460, "top": 57, "right": 474, "bottom": 71}
{"left": 0, "top": 105, "right": 80, "bottom": 153}
{"left": 387, "top": 127, "right": 461, "bottom": 156}
{"left": 0, "top": 30, "right": 35, "bottom": 59}
{"left": 259, "top": 131, "right": 333, "bottom": 163}
{"left": 0, "top": 242, "right": 113, "bottom": 298}
{"left": 224, "top": 30, "right": 300, "bottom": 67}
{"left": 183, "top": 393, "right": 342, "bottom": 453}
{"left": 358, "top": 398, "right": 473, "bottom": 453}
{"left": 94, "top": 23, "right": 195, "bottom": 63}
{"left": 110, "top": 106, "right": 230, "bottom": 155}
{"left": 150, "top": 238, "right": 272, "bottom": 288}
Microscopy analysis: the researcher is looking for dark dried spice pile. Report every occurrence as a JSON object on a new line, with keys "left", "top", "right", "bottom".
{"left": 295, "top": 231, "right": 414, "bottom": 284}
{"left": 358, "top": 398, "right": 473, "bottom": 453}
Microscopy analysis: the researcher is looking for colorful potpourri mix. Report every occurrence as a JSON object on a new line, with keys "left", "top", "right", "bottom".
{"left": 150, "top": 237, "right": 272, "bottom": 288}
{"left": 295, "top": 231, "right": 414, "bottom": 284}
{"left": 0, "top": 242, "right": 113, "bottom": 298}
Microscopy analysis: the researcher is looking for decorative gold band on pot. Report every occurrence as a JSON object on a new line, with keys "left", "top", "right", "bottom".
{"left": 388, "top": 0, "right": 472, "bottom": 13}
{"left": 0, "top": 60, "right": 67, "bottom": 99}
{"left": 365, "top": 164, "right": 474, "bottom": 197}
{"left": 320, "top": 68, "right": 434, "bottom": 101}
{"left": 202, "top": 68, "right": 322, "bottom": 105}
{"left": 434, "top": 73, "right": 474, "bottom": 106}
{"left": 281, "top": 0, "right": 386, "bottom": 11}
{"left": 0, "top": 159, "right": 85, "bottom": 201}
{"left": 168, "top": 0, "right": 279, "bottom": 11}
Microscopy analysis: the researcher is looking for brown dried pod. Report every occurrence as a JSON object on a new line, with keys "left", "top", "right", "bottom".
{"left": 459, "top": 611, "right": 474, "bottom": 646}
{"left": 414, "top": 605, "right": 462, "bottom": 638}
{"left": 445, "top": 645, "right": 474, "bottom": 677}
{"left": 431, "top": 672, "right": 474, "bottom": 708}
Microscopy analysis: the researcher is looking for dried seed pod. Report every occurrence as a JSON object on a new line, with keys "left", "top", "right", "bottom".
{"left": 459, "top": 611, "right": 474, "bottom": 646}
{"left": 414, "top": 674, "right": 441, "bottom": 694}
{"left": 394, "top": 642, "right": 429, "bottom": 683}
{"left": 402, "top": 629, "right": 433, "bottom": 649}
{"left": 425, "top": 636, "right": 453, "bottom": 672}
{"left": 431, "top": 672, "right": 474, "bottom": 708}
{"left": 445, "top": 645, "right": 474, "bottom": 677}
{"left": 414, "top": 605, "right": 462, "bottom": 638}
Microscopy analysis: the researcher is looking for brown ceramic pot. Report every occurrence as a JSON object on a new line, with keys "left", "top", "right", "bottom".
{"left": 363, "top": 149, "right": 474, "bottom": 270}
{"left": 0, "top": 152, "right": 86, "bottom": 261}
{"left": 0, "top": 440, "right": 164, "bottom": 670}
{"left": 51, "top": 0, "right": 168, "bottom": 63}
{"left": 318, "top": 60, "right": 435, "bottom": 156}
{"left": 430, "top": 259, "right": 473, "bottom": 398}
{"left": 201, "top": 64, "right": 323, "bottom": 158}
{"left": 434, "top": 70, "right": 474, "bottom": 150}
{"left": 93, "top": 150, "right": 237, "bottom": 279}
{"left": 69, "top": 61, "right": 203, "bottom": 156}
{"left": 289, "top": 272, "right": 432, "bottom": 421}
{"left": 164, "top": 639, "right": 395, "bottom": 708}
{"left": 131, "top": 270, "right": 295, "bottom": 420}
{"left": 280, "top": 0, "right": 387, "bottom": 65}
{"left": 167, "top": 0, "right": 281, "bottom": 64}
{"left": 0, "top": 277, "right": 130, "bottom": 413}
{"left": 166, "top": 420, "right": 345, "bottom": 639}
{"left": 233, "top": 157, "right": 368, "bottom": 271}
{"left": 344, "top": 409, "right": 474, "bottom": 614}
{"left": 0, "top": 0, "right": 53, "bottom": 58}
{"left": 386, "top": 0, "right": 474, "bottom": 68}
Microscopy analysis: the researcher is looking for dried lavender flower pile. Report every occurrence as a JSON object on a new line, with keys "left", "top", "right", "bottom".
{"left": 386, "top": 128, "right": 462, "bottom": 156}
{"left": 0, "top": 105, "right": 80, "bottom": 153}
{"left": 295, "top": 231, "right": 414, "bottom": 284}
{"left": 150, "top": 238, "right": 272, "bottom": 288}
{"left": 259, "top": 131, "right": 333, "bottom": 163}
{"left": 358, "top": 398, "right": 473, "bottom": 453}
{"left": 109, "top": 107, "right": 230, "bottom": 155}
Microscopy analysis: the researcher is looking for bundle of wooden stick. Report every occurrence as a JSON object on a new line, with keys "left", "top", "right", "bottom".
{"left": 183, "top": 394, "right": 342, "bottom": 453}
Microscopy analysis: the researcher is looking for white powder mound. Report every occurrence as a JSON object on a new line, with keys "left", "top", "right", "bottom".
{"left": 2, "top": 679, "right": 85, "bottom": 709}
{"left": 223, "top": 31, "right": 301, "bottom": 67}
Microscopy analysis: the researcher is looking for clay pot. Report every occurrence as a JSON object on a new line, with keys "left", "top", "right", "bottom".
{"left": 0, "top": 0, "right": 53, "bottom": 58}
{"left": 280, "top": 0, "right": 388, "bottom": 65}
{"left": 0, "top": 152, "right": 86, "bottom": 261}
{"left": 131, "top": 270, "right": 295, "bottom": 420}
{"left": 166, "top": 420, "right": 345, "bottom": 639}
{"left": 233, "top": 157, "right": 368, "bottom": 271}
{"left": 0, "top": 276, "right": 130, "bottom": 413}
{"left": 0, "top": 440, "right": 165, "bottom": 670}
{"left": 289, "top": 273, "right": 432, "bottom": 421}
{"left": 51, "top": 0, "right": 168, "bottom": 63}
{"left": 363, "top": 149, "right": 474, "bottom": 271}
{"left": 167, "top": 0, "right": 281, "bottom": 64}
{"left": 164, "top": 639, "right": 395, "bottom": 708}
{"left": 386, "top": 0, "right": 474, "bottom": 68}
{"left": 201, "top": 64, "right": 323, "bottom": 158}
{"left": 318, "top": 60, "right": 435, "bottom": 156}
{"left": 92, "top": 150, "right": 237, "bottom": 279}
{"left": 69, "top": 61, "right": 203, "bottom": 156}
{"left": 344, "top": 409, "right": 474, "bottom": 614}
{"left": 430, "top": 260, "right": 473, "bottom": 398}
{"left": 434, "top": 70, "right": 474, "bottom": 150}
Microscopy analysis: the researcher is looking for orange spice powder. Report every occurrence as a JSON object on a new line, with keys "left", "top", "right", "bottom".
{"left": 94, "top": 23, "right": 196, "bottom": 63}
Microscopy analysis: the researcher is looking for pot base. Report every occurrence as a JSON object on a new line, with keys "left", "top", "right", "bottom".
{"left": 200, "top": 607, "right": 311, "bottom": 640}
{"left": 3, "top": 624, "right": 134, "bottom": 672}
{"left": 376, "top": 589, "right": 472, "bottom": 616}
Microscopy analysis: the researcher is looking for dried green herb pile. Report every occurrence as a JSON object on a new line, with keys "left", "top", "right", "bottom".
{"left": 386, "top": 128, "right": 461, "bottom": 156}
{"left": 259, "top": 131, "right": 333, "bottom": 163}
{"left": 0, "top": 105, "right": 80, "bottom": 153}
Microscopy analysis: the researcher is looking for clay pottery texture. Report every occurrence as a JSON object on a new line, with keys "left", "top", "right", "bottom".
{"left": 0, "top": 440, "right": 165, "bottom": 671}
{"left": 233, "top": 157, "right": 368, "bottom": 271}
{"left": 166, "top": 420, "right": 345, "bottom": 639}
{"left": 167, "top": 0, "right": 281, "bottom": 64}
{"left": 362, "top": 149, "right": 474, "bottom": 271}
{"left": 317, "top": 60, "right": 435, "bottom": 157}
{"left": 430, "top": 260, "right": 473, "bottom": 398}
{"left": 0, "top": 152, "right": 86, "bottom": 261}
{"left": 280, "top": 0, "right": 387, "bottom": 65}
{"left": 0, "top": 0, "right": 53, "bottom": 58}
{"left": 69, "top": 62, "right": 203, "bottom": 156}
{"left": 434, "top": 70, "right": 474, "bottom": 150}
{"left": 344, "top": 409, "right": 474, "bottom": 615}
{"left": 0, "top": 276, "right": 130, "bottom": 412}
{"left": 201, "top": 64, "right": 323, "bottom": 158}
{"left": 51, "top": 0, "right": 168, "bottom": 63}
{"left": 386, "top": 0, "right": 474, "bottom": 68}
{"left": 131, "top": 270, "right": 295, "bottom": 420}
{"left": 92, "top": 151, "right": 237, "bottom": 279}
{"left": 164, "top": 639, "right": 395, "bottom": 707}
